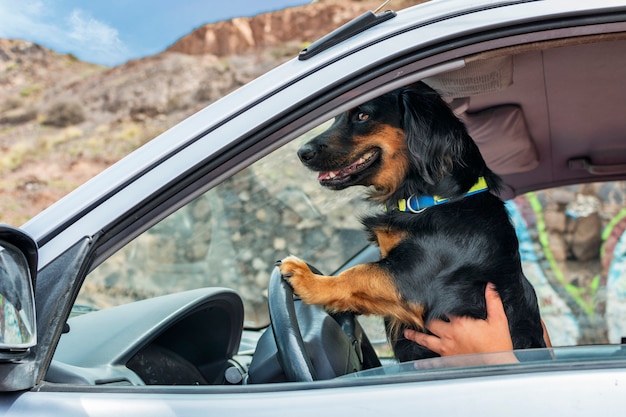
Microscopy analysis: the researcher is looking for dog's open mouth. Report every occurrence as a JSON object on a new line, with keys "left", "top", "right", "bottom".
{"left": 317, "top": 148, "right": 380, "bottom": 186}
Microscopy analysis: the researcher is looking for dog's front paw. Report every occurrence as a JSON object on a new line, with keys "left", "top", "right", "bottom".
{"left": 277, "top": 255, "right": 316, "bottom": 296}
{"left": 277, "top": 255, "right": 312, "bottom": 280}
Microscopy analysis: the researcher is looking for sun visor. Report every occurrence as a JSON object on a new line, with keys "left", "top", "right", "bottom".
{"left": 424, "top": 56, "right": 513, "bottom": 98}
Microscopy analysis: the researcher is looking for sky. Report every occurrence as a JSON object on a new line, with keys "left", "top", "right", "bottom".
{"left": 0, "top": 0, "right": 310, "bottom": 67}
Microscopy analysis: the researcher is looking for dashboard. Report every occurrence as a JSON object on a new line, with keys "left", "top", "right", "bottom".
{"left": 47, "top": 288, "right": 244, "bottom": 386}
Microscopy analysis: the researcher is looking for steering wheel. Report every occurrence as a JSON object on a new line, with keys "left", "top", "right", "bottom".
{"left": 268, "top": 265, "right": 381, "bottom": 382}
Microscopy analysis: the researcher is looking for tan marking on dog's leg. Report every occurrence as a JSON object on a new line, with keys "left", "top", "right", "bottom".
{"left": 279, "top": 255, "right": 425, "bottom": 329}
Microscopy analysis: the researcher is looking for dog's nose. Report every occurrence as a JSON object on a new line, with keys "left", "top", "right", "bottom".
{"left": 298, "top": 143, "right": 318, "bottom": 163}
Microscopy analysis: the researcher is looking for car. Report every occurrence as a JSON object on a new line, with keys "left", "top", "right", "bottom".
{"left": 2, "top": 0, "right": 626, "bottom": 414}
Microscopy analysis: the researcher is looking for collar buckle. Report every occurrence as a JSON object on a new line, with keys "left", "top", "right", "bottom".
{"left": 406, "top": 195, "right": 427, "bottom": 213}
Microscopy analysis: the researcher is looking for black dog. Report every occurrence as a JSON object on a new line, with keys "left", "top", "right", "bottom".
{"left": 278, "top": 81, "right": 545, "bottom": 361}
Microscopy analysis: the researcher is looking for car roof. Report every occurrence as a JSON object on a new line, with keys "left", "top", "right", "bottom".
{"left": 437, "top": 29, "right": 626, "bottom": 198}
{"left": 23, "top": 0, "right": 626, "bottom": 268}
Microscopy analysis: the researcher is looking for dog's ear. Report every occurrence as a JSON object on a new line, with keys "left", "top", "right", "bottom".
{"left": 399, "top": 84, "right": 467, "bottom": 185}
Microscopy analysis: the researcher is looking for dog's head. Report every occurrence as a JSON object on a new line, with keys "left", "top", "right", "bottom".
{"left": 298, "top": 82, "right": 497, "bottom": 203}
{"left": 298, "top": 92, "right": 407, "bottom": 196}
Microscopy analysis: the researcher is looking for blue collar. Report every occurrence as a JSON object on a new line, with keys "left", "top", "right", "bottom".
{"left": 395, "top": 177, "right": 489, "bottom": 213}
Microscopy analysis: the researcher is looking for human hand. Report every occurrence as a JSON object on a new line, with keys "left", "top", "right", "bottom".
{"left": 404, "top": 283, "right": 514, "bottom": 356}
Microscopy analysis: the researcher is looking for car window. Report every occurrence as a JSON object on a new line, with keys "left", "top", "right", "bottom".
{"left": 75, "top": 121, "right": 374, "bottom": 328}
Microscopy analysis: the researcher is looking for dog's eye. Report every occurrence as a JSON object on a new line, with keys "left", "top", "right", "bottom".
{"left": 356, "top": 112, "right": 369, "bottom": 122}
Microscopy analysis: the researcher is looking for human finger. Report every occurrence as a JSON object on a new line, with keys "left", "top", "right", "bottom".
{"left": 485, "top": 282, "right": 507, "bottom": 322}
{"left": 404, "top": 328, "right": 442, "bottom": 352}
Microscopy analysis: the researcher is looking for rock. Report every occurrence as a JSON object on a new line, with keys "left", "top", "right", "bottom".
{"left": 550, "top": 188, "right": 576, "bottom": 205}
{"left": 544, "top": 209, "right": 566, "bottom": 233}
{"left": 570, "top": 212, "right": 602, "bottom": 261}
{"left": 0, "top": 107, "right": 37, "bottom": 125}
{"left": 567, "top": 194, "right": 601, "bottom": 218}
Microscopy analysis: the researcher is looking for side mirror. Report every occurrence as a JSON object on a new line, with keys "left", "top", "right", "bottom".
{"left": 0, "top": 225, "right": 38, "bottom": 361}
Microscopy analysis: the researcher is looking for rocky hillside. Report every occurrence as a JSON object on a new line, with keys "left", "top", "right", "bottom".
{"left": 0, "top": 0, "right": 424, "bottom": 225}
{"left": 168, "top": 1, "right": 402, "bottom": 57}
